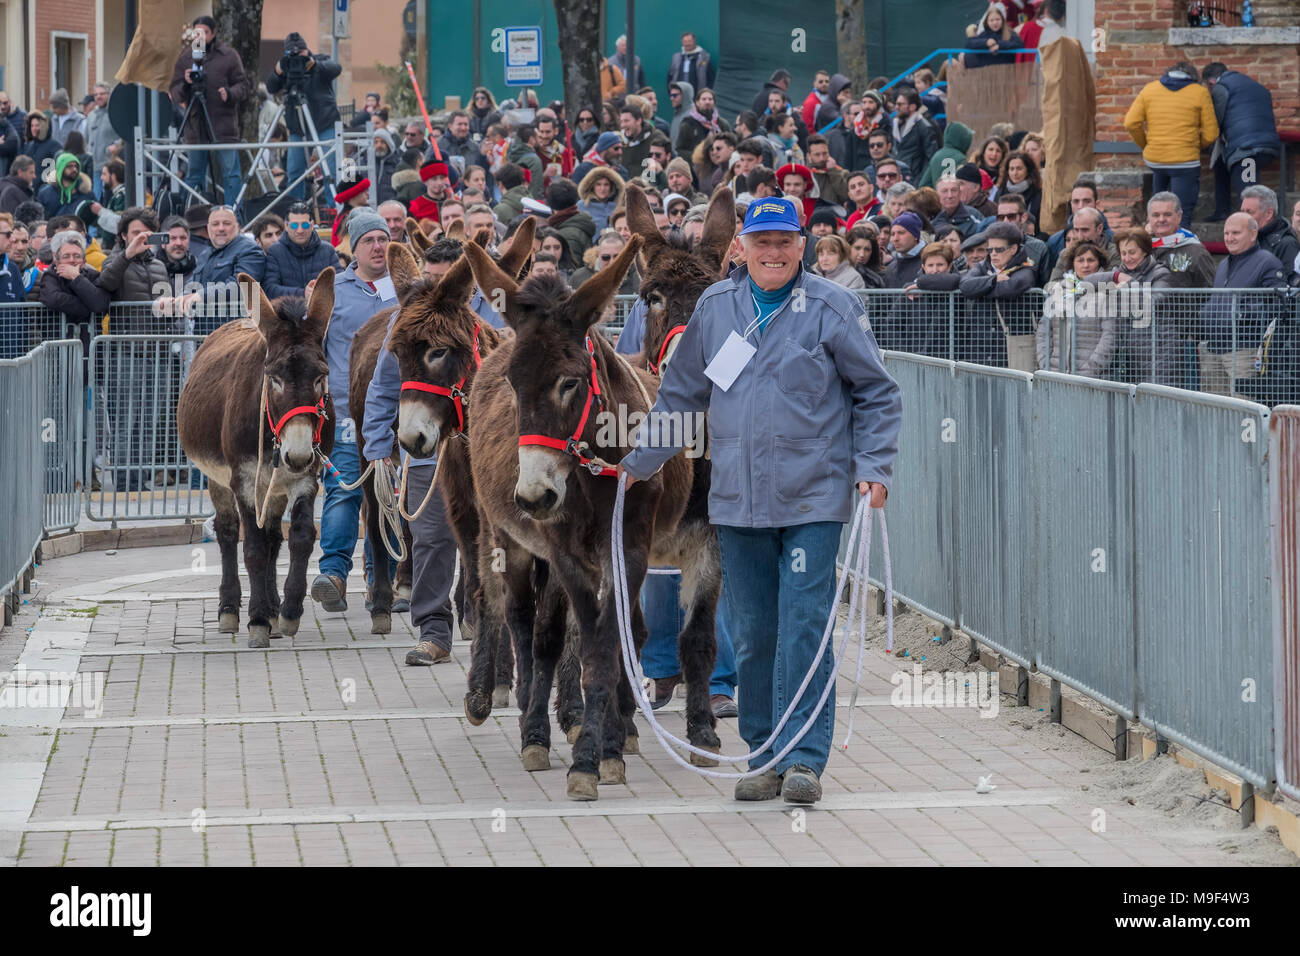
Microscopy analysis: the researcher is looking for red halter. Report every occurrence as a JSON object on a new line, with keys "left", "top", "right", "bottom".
{"left": 518, "top": 336, "right": 617, "bottom": 477}
{"left": 647, "top": 324, "right": 688, "bottom": 376}
{"left": 399, "top": 324, "right": 482, "bottom": 434}
{"left": 266, "top": 396, "right": 328, "bottom": 447}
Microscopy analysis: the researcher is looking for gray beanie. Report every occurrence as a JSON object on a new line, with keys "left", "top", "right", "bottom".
{"left": 347, "top": 209, "right": 390, "bottom": 249}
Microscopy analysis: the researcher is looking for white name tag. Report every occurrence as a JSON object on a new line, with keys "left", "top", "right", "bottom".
{"left": 373, "top": 275, "right": 397, "bottom": 301}
{"left": 704, "top": 331, "right": 756, "bottom": 392}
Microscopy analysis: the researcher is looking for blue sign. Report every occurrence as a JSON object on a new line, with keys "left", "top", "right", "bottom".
{"left": 504, "top": 26, "right": 542, "bottom": 87}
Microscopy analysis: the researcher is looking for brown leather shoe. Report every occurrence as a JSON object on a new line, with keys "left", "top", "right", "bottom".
{"left": 711, "top": 694, "right": 738, "bottom": 718}
{"left": 734, "top": 769, "right": 782, "bottom": 801}
{"left": 650, "top": 674, "right": 681, "bottom": 710}
{"left": 310, "top": 573, "right": 347, "bottom": 612}
{"left": 405, "top": 641, "right": 450, "bottom": 666}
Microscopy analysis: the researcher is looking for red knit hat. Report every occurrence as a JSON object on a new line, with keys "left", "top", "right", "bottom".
{"left": 420, "top": 161, "right": 450, "bottom": 182}
{"left": 335, "top": 177, "right": 371, "bottom": 205}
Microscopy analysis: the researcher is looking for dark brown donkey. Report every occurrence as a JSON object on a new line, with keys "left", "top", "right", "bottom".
{"left": 463, "top": 236, "right": 722, "bottom": 801}
{"left": 179, "top": 270, "right": 336, "bottom": 648}
{"left": 380, "top": 224, "right": 536, "bottom": 711}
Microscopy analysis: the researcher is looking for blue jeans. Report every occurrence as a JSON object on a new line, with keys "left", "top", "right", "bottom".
{"left": 185, "top": 146, "right": 243, "bottom": 208}
{"left": 319, "top": 419, "right": 374, "bottom": 585}
{"left": 1150, "top": 166, "right": 1199, "bottom": 230}
{"left": 718, "top": 521, "right": 841, "bottom": 776}
{"left": 639, "top": 572, "right": 738, "bottom": 696}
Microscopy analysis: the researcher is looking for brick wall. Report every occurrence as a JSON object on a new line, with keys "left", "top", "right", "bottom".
{"left": 33, "top": 0, "right": 99, "bottom": 105}
{"left": 1091, "top": 0, "right": 1300, "bottom": 225}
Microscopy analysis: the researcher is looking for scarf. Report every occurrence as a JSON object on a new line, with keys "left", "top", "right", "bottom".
{"left": 687, "top": 108, "right": 720, "bottom": 134}
{"left": 548, "top": 206, "right": 579, "bottom": 229}
{"left": 1003, "top": 178, "right": 1031, "bottom": 195}
{"left": 853, "top": 111, "right": 882, "bottom": 140}
{"left": 748, "top": 273, "right": 798, "bottom": 337}
{"left": 1151, "top": 228, "right": 1199, "bottom": 248}
{"left": 892, "top": 112, "right": 919, "bottom": 145}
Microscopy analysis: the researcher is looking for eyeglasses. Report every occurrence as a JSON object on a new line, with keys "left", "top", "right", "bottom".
{"left": 876, "top": 172, "right": 898, "bottom": 181}
{"left": 287, "top": 222, "right": 313, "bottom": 230}
{"left": 598, "top": 254, "right": 615, "bottom": 262}
{"left": 668, "top": 209, "right": 686, "bottom": 219}
{"left": 995, "top": 213, "right": 1019, "bottom": 221}
{"left": 987, "top": 244, "right": 1011, "bottom": 253}
{"left": 577, "top": 115, "right": 595, "bottom": 124}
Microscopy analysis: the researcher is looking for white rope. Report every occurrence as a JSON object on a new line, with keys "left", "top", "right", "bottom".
{"left": 397, "top": 441, "right": 443, "bottom": 521}
{"left": 610, "top": 473, "right": 892, "bottom": 779}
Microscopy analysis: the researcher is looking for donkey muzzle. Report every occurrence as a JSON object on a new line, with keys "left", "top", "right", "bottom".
{"left": 397, "top": 400, "right": 441, "bottom": 459}
{"left": 515, "top": 447, "right": 567, "bottom": 519}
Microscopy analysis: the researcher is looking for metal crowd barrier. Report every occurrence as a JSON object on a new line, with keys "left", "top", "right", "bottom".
{"left": 40, "top": 340, "right": 85, "bottom": 535}
{"left": 857, "top": 353, "right": 1283, "bottom": 788}
{"left": 0, "top": 342, "right": 60, "bottom": 607}
{"left": 1269, "top": 407, "right": 1300, "bottom": 802}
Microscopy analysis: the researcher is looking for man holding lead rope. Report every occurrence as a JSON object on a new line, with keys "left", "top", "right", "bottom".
{"left": 619, "top": 197, "right": 901, "bottom": 804}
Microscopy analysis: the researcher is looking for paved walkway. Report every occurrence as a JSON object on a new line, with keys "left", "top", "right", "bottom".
{"left": 0, "top": 539, "right": 1289, "bottom": 867}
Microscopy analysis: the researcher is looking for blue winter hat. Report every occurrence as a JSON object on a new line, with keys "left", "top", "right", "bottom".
{"left": 739, "top": 197, "right": 801, "bottom": 236}
{"left": 595, "top": 131, "right": 622, "bottom": 153}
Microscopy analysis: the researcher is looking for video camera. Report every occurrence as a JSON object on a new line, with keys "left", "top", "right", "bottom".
{"left": 190, "top": 32, "right": 207, "bottom": 82}
{"left": 279, "top": 33, "right": 311, "bottom": 91}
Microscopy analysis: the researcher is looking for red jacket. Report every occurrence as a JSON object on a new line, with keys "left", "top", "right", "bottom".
{"left": 409, "top": 194, "right": 442, "bottom": 223}
{"left": 801, "top": 90, "right": 823, "bottom": 130}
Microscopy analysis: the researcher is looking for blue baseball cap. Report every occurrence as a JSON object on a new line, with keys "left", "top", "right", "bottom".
{"left": 739, "top": 197, "right": 801, "bottom": 236}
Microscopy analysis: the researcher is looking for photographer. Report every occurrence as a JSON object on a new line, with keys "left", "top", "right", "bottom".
{"left": 266, "top": 32, "right": 342, "bottom": 201}
{"left": 169, "top": 15, "right": 249, "bottom": 208}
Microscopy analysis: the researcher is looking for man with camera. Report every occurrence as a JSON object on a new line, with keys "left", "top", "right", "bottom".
{"left": 266, "top": 32, "right": 342, "bottom": 201}
{"left": 169, "top": 15, "right": 249, "bottom": 209}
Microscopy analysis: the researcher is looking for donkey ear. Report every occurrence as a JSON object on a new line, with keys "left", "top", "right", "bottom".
{"left": 433, "top": 256, "right": 476, "bottom": 306}
{"left": 625, "top": 182, "right": 665, "bottom": 255}
{"left": 462, "top": 241, "right": 521, "bottom": 328}
{"left": 407, "top": 217, "right": 431, "bottom": 254}
{"left": 238, "top": 272, "right": 278, "bottom": 338}
{"left": 571, "top": 235, "right": 643, "bottom": 331}
{"left": 698, "top": 186, "right": 737, "bottom": 275}
{"left": 387, "top": 242, "right": 422, "bottom": 298}
{"left": 304, "top": 267, "right": 335, "bottom": 340}
{"left": 498, "top": 214, "right": 536, "bottom": 281}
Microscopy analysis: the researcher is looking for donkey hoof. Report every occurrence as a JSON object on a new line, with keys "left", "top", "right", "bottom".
{"left": 492, "top": 684, "right": 511, "bottom": 709}
{"left": 248, "top": 625, "right": 272, "bottom": 649}
{"left": 623, "top": 733, "right": 640, "bottom": 755}
{"left": 218, "top": 612, "right": 239, "bottom": 634}
{"left": 464, "top": 692, "right": 491, "bottom": 727}
{"left": 370, "top": 612, "right": 391, "bottom": 635}
{"left": 277, "top": 615, "right": 300, "bottom": 638}
{"left": 689, "top": 744, "right": 721, "bottom": 768}
{"left": 565, "top": 725, "right": 582, "bottom": 746}
{"left": 520, "top": 745, "right": 551, "bottom": 772}
{"left": 566, "top": 771, "right": 600, "bottom": 801}
{"left": 598, "top": 758, "right": 627, "bottom": 785}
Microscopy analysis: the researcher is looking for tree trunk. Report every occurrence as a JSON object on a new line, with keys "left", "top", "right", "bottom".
{"left": 552, "top": 0, "right": 604, "bottom": 130}
{"left": 214, "top": 0, "right": 265, "bottom": 158}
{"left": 836, "top": 0, "right": 869, "bottom": 93}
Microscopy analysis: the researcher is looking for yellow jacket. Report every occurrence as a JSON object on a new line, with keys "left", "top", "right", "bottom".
{"left": 1124, "top": 78, "right": 1218, "bottom": 166}
{"left": 84, "top": 238, "right": 107, "bottom": 271}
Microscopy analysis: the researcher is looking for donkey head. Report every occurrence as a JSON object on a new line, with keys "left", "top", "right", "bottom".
{"left": 626, "top": 182, "right": 735, "bottom": 374}
{"left": 239, "top": 268, "right": 334, "bottom": 472}
{"left": 386, "top": 219, "right": 535, "bottom": 458}
{"left": 463, "top": 232, "right": 643, "bottom": 519}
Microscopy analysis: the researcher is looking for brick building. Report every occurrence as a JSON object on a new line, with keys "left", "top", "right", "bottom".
{"left": 1089, "top": 0, "right": 1300, "bottom": 228}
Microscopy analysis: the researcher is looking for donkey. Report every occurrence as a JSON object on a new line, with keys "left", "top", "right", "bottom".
{"left": 178, "top": 270, "right": 336, "bottom": 648}
{"left": 379, "top": 228, "right": 527, "bottom": 712}
{"left": 463, "top": 236, "right": 722, "bottom": 801}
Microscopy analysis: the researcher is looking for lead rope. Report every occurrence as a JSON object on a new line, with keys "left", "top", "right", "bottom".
{"left": 610, "top": 473, "right": 893, "bottom": 778}
{"left": 397, "top": 437, "right": 445, "bottom": 521}
{"left": 252, "top": 377, "right": 279, "bottom": 529}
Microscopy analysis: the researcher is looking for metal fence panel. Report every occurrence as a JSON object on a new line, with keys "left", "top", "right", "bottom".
{"left": 40, "top": 340, "right": 85, "bottom": 535}
{"left": 857, "top": 354, "right": 960, "bottom": 627}
{"left": 87, "top": 334, "right": 212, "bottom": 524}
{"left": 0, "top": 346, "right": 45, "bottom": 597}
{"left": 1135, "top": 385, "right": 1274, "bottom": 788}
{"left": 1031, "top": 372, "right": 1138, "bottom": 718}
{"left": 1269, "top": 405, "right": 1300, "bottom": 801}
{"left": 952, "top": 362, "right": 1035, "bottom": 667}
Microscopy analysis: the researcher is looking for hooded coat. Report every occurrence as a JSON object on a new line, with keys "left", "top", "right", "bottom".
{"left": 18, "top": 114, "right": 63, "bottom": 177}
{"left": 548, "top": 206, "right": 597, "bottom": 270}
{"left": 918, "top": 122, "right": 974, "bottom": 189}
{"left": 577, "top": 166, "right": 625, "bottom": 233}
{"left": 507, "top": 135, "right": 544, "bottom": 198}
{"left": 0, "top": 171, "right": 35, "bottom": 216}
{"left": 812, "top": 74, "right": 852, "bottom": 134}
{"left": 36, "top": 154, "right": 94, "bottom": 219}
{"left": 369, "top": 129, "right": 401, "bottom": 205}
{"left": 668, "top": 81, "right": 695, "bottom": 148}
{"left": 1124, "top": 69, "right": 1218, "bottom": 168}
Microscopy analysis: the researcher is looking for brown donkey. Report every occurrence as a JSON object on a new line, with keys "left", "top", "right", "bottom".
{"left": 378, "top": 227, "right": 531, "bottom": 712}
{"left": 178, "top": 270, "right": 336, "bottom": 648}
{"left": 463, "top": 236, "right": 722, "bottom": 801}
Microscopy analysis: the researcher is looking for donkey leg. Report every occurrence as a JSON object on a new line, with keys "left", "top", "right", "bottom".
{"left": 278, "top": 489, "right": 316, "bottom": 637}
{"left": 499, "top": 552, "right": 537, "bottom": 727}
{"left": 519, "top": 568, "right": 567, "bottom": 770}
{"left": 593, "top": 540, "right": 649, "bottom": 786}
{"left": 236, "top": 498, "right": 276, "bottom": 649}
{"left": 264, "top": 514, "right": 283, "bottom": 636}
{"left": 364, "top": 478, "right": 394, "bottom": 634}
{"left": 210, "top": 483, "right": 242, "bottom": 634}
{"left": 556, "top": 617, "right": 585, "bottom": 744}
{"left": 550, "top": 559, "right": 606, "bottom": 799}
{"left": 679, "top": 540, "right": 723, "bottom": 766}
{"left": 615, "top": 599, "right": 649, "bottom": 756}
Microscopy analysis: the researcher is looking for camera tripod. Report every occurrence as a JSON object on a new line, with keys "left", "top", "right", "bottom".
{"left": 233, "top": 85, "right": 334, "bottom": 215}
{"left": 172, "top": 71, "right": 222, "bottom": 209}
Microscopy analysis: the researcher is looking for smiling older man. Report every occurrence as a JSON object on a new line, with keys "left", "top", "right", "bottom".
{"left": 619, "top": 198, "right": 901, "bottom": 804}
